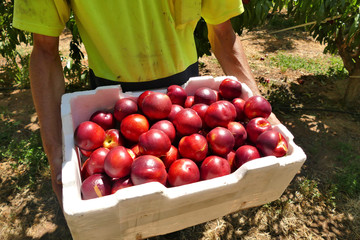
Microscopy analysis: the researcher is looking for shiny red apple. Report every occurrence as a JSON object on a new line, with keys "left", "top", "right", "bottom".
{"left": 137, "top": 90, "right": 154, "bottom": 111}
{"left": 89, "top": 110, "right": 116, "bottom": 131}
{"left": 234, "top": 145, "right": 261, "bottom": 169}
{"left": 226, "top": 150, "right": 237, "bottom": 172}
{"left": 120, "top": 114, "right": 149, "bottom": 142}
{"left": 227, "top": 121, "right": 247, "bottom": 148}
{"left": 81, "top": 173, "right": 112, "bottom": 200}
{"left": 79, "top": 148, "right": 93, "bottom": 158}
{"left": 178, "top": 133, "right": 208, "bottom": 163}
{"left": 191, "top": 103, "right": 209, "bottom": 127}
{"left": 111, "top": 177, "right": 133, "bottom": 194}
{"left": 161, "top": 145, "right": 180, "bottom": 170}
{"left": 167, "top": 159, "right": 200, "bottom": 187}
{"left": 232, "top": 98, "right": 246, "bottom": 122}
{"left": 104, "top": 146, "right": 133, "bottom": 178}
{"left": 81, "top": 158, "right": 91, "bottom": 181}
{"left": 243, "top": 96, "right": 272, "bottom": 119}
{"left": 150, "top": 120, "right": 176, "bottom": 143}
{"left": 206, "top": 127, "right": 235, "bottom": 156}
{"left": 86, "top": 147, "right": 110, "bottom": 175}
{"left": 173, "top": 108, "right": 202, "bottom": 136}
{"left": 141, "top": 92, "right": 172, "bottom": 120}
{"left": 167, "top": 85, "right": 187, "bottom": 106}
{"left": 138, "top": 129, "right": 171, "bottom": 157}
{"left": 219, "top": 78, "right": 242, "bottom": 100}
{"left": 256, "top": 129, "right": 288, "bottom": 157}
{"left": 200, "top": 155, "right": 231, "bottom": 180}
{"left": 103, "top": 129, "right": 123, "bottom": 149}
{"left": 74, "top": 121, "right": 106, "bottom": 151}
{"left": 113, "top": 98, "right": 138, "bottom": 122}
{"left": 194, "top": 87, "right": 218, "bottom": 105}
{"left": 184, "top": 96, "right": 194, "bottom": 108}
{"left": 167, "top": 104, "right": 184, "bottom": 122}
{"left": 204, "top": 100, "right": 236, "bottom": 128}
{"left": 245, "top": 117, "right": 272, "bottom": 143}
{"left": 131, "top": 155, "right": 167, "bottom": 186}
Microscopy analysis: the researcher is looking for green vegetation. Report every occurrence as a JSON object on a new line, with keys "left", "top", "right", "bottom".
{"left": 0, "top": 106, "right": 48, "bottom": 188}
{"left": 335, "top": 142, "right": 360, "bottom": 197}
{"left": 0, "top": 0, "right": 32, "bottom": 89}
{"left": 269, "top": 52, "right": 347, "bottom": 77}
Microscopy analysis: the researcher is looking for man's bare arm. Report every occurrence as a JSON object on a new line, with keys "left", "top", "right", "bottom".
{"left": 207, "top": 20, "right": 261, "bottom": 96}
{"left": 30, "top": 33, "right": 65, "bottom": 206}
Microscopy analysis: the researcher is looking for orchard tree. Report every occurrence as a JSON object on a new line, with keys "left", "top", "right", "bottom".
{"left": 285, "top": 0, "right": 360, "bottom": 104}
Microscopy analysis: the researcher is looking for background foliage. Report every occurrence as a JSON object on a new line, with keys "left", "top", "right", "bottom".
{"left": 1, "top": 0, "right": 359, "bottom": 101}
{"left": 0, "top": 0, "right": 31, "bottom": 89}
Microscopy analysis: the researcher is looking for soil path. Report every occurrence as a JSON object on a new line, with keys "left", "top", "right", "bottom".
{"left": 0, "top": 29, "right": 359, "bottom": 240}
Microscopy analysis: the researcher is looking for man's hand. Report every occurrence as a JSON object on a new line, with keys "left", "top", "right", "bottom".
{"left": 30, "top": 34, "right": 65, "bottom": 208}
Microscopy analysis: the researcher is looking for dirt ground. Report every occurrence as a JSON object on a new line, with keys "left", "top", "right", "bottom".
{"left": 1, "top": 29, "right": 360, "bottom": 240}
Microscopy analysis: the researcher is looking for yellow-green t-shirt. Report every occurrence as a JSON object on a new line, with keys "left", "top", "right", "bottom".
{"left": 13, "top": 0, "right": 244, "bottom": 83}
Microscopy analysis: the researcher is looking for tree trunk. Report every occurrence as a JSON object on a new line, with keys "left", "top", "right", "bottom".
{"left": 344, "top": 68, "right": 360, "bottom": 106}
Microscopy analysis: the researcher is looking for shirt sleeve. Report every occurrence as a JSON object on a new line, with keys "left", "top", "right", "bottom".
{"left": 13, "top": 0, "right": 70, "bottom": 37}
{"left": 201, "top": 0, "right": 244, "bottom": 25}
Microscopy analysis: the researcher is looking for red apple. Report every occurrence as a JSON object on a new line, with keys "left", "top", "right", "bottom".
{"left": 104, "top": 146, "right": 133, "bottom": 178}
{"left": 150, "top": 120, "right": 176, "bottom": 143}
{"left": 167, "top": 85, "right": 187, "bottom": 106}
{"left": 191, "top": 103, "right": 209, "bottom": 127}
{"left": 184, "top": 96, "right": 194, "bottom": 108}
{"left": 178, "top": 133, "right": 208, "bottom": 163}
{"left": 245, "top": 117, "right": 272, "bottom": 143}
{"left": 256, "top": 130, "right": 288, "bottom": 157}
{"left": 194, "top": 87, "right": 218, "bottom": 105}
{"left": 113, "top": 98, "right": 138, "bottom": 122}
{"left": 226, "top": 150, "right": 237, "bottom": 172}
{"left": 243, "top": 96, "right": 272, "bottom": 119}
{"left": 167, "top": 104, "right": 184, "bottom": 122}
{"left": 200, "top": 156, "right": 231, "bottom": 180}
{"left": 227, "top": 121, "right": 247, "bottom": 148}
{"left": 81, "top": 174, "right": 112, "bottom": 200}
{"left": 234, "top": 145, "right": 261, "bottom": 169}
{"left": 242, "top": 0, "right": 251, "bottom": 5}
{"left": 89, "top": 110, "right": 116, "bottom": 131}
{"left": 131, "top": 144, "right": 141, "bottom": 158}
{"left": 137, "top": 90, "right": 154, "bottom": 111}
{"left": 141, "top": 92, "right": 172, "bottom": 120}
{"left": 138, "top": 129, "right": 171, "bottom": 157}
{"left": 232, "top": 98, "right": 246, "bottom": 122}
{"left": 131, "top": 155, "right": 167, "bottom": 186}
{"left": 81, "top": 158, "right": 91, "bottom": 181}
{"left": 74, "top": 121, "right": 106, "bottom": 151}
{"left": 111, "top": 177, "right": 133, "bottom": 194}
{"left": 173, "top": 108, "right": 202, "bottom": 136}
{"left": 103, "top": 129, "right": 123, "bottom": 149}
{"left": 120, "top": 114, "right": 149, "bottom": 142}
{"left": 167, "top": 159, "right": 200, "bottom": 187}
{"left": 161, "top": 145, "right": 180, "bottom": 170}
{"left": 207, "top": 127, "right": 235, "bottom": 156}
{"left": 86, "top": 147, "right": 110, "bottom": 175}
{"left": 79, "top": 148, "right": 93, "bottom": 158}
{"left": 204, "top": 100, "right": 237, "bottom": 128}
{"left": 219, "top": 78, "right": 242, "bottom": 100}
{"left": 127, "top": 148, "right": 137, "bottom": 160}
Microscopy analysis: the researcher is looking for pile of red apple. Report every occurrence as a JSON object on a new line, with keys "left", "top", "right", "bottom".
{"left": 75, "top": 78, "right": 289, "bottom": 200}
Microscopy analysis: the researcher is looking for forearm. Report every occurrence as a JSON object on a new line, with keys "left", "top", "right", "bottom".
{"left": 207, "top": 21, "right": 261, "bottom": 96}
{"left": 30, "top": 36, "right": 65, "bottom": 166}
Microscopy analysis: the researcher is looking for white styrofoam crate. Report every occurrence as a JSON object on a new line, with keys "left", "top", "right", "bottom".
{"left": 61, "top": 76, "right": 306, "bottom": 240}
